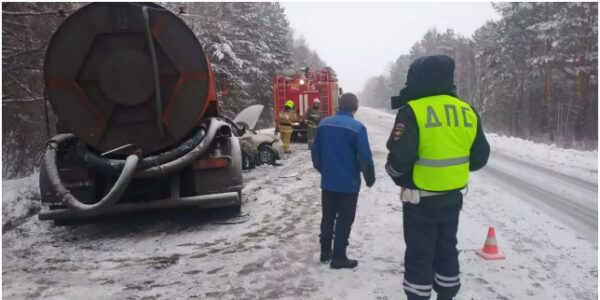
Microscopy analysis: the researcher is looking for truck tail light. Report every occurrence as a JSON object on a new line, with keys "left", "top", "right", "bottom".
{"left": 193, "top": 157, "right": 229, "bottom": 170}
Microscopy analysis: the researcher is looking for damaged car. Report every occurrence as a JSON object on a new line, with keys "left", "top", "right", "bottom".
{"left": 227, "top": 104, "right": 284, "bottom": 169}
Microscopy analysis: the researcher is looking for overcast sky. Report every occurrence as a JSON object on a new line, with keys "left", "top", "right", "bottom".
{"left": 282, "top": 2, "right": 500, "bottom": 93}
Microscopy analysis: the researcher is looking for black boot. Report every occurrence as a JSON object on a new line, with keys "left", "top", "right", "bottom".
{"left": 330, "top": 243, "right": 357, "bottom": 269}
{"left": 330, "top": 257, "right": 358, "bottom": 269}
{"left": 320, "top": 239, "right": 332, "bottom": 263}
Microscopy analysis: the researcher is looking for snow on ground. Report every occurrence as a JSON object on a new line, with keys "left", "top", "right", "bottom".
{"left": 2, "top": 107, "right": 598, "bottom": 299}
{"left": 2, "top": 175, "right": 40, "bottom": 232}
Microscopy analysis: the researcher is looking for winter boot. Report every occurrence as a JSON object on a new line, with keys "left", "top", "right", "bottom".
{"left": 330, "top": 257, "right": 358, "bottom": 269}
{"left": 320, "top": 239, "right": 332, "bottom": 263}
{"left": 330, "top": 243, "right": 357, "bottom": 269}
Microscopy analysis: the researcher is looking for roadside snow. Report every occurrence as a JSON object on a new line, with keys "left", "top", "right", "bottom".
{"left": 2, "top": 174, "right": 40, "bottom": 232}
{"left": 487, "top": 133, "right": 598, "bottom": 184}
{"left": 2, "top": 107, "right": 597, "bottom": 299}
{"left": 460, "top": 172, "right": 597, "bottom": 299}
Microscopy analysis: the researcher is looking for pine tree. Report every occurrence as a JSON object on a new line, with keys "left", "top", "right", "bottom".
{"left": 361, "top": 2, "right": 597, "bottom": 149}
{"left": 2, "top": 2, "right": 80, "bottom": 178}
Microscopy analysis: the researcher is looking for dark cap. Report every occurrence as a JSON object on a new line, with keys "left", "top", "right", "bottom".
{"left": 411, "top": 54, "right": 455, "bottom": 86}
{"left": 339, "top": 93, "right": 359, "bottom": 112}
{"left": 391, "top": 54, "right": 456, "bottom": 109}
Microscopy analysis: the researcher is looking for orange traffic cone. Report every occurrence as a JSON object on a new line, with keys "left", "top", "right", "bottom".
{"left": 476, "top": 227, "right": 506, "bottom": 260}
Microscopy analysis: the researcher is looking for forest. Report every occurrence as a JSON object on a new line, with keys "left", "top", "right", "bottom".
{"left": 2, "top": 2, "right": 326, "bottom": 178}
{"left": 2, "top": 3, "right": 598, "bottom": 179}
{"left": 359, "top": 3, "right": 598, "bottom": 150}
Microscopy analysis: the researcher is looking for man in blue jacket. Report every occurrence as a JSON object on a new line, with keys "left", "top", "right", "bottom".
{"left": 311, "top": 93, "right": 376, "bottom": 269}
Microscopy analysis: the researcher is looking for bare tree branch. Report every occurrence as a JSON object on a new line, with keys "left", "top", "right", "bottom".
{"left": 2, "top": 43, "right": 46, "bottom": 59}
{"left": 2, "top": 64, "right": 43, "bottom": 72}
{"left": 6, "top": 73, "right": 34, "bottom": 95}
{"left": 2, "top": 19, "right": 29, "bottom": 27}
{"left": 2, "top": 97, "right": 45, "bottom": 104}
{"left": 2, "top": 9, "right": 75, "bottom": 17}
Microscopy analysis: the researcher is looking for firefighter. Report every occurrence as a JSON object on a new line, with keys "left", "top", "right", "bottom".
{"left": 279, "top": 100, "right": 298, "bottom": 153}
{"left": 305, "top": 98, "right": 321, "bottom": 149}
{"left": 311, "top": 93, "right": 375, "bottom": 269}
{"left": 385, "top": 55, "right": 490, "bottom": 300}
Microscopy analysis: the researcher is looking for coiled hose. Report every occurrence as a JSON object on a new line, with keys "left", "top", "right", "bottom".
{"left": 78, "top": 123, "right": 207, "bottom": 174}
{"left": 80, "top": 118, "right": 227, "bottom": 178}
{"left": 133, "top": 118, "right": 224, "bottom": 178}
{"left": 44, "top": 134, "right": 139, "bottom": 211}
{"left": 44, "top": 118, "right": 228, "bottom": 211}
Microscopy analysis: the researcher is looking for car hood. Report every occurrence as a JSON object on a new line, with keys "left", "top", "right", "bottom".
{"left": 233, "top": 104, "right": 264, "bottom": 130}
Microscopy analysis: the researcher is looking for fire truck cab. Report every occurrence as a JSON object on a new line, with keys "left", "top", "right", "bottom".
{"left": 273, "top": 67, "right": 340, "bottom": 140}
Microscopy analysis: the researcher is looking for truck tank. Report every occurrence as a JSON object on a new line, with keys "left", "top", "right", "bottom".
{"left": 38, "top": 3, "right": 243, "bottom": 222}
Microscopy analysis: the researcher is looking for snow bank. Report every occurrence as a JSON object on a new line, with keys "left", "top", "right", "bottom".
{"left": 487, "top": 133, "right": 598, "bottom": 183}
{"left": 2, "top": 174, "right": 40, "bottom": 232}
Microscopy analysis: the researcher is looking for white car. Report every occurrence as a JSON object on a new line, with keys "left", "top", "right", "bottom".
{"left": 228, "top": 104, "right": 284, "bottom": 169}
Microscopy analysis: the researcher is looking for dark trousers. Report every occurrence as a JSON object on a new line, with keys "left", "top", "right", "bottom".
{"left": 403, "top": 191, "right": 462, "bottom": 300}
{"left": 320, "top": 190, "right": 358, "bottom": 258}
{"left": 307, "top": 125, "right": 317, "bottom": 149}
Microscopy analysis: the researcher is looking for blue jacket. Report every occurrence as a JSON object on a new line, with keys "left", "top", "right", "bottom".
{"left": 311, "top": 111, "right": 375, "bottom": 193}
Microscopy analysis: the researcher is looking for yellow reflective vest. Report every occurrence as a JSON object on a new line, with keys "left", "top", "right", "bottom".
{"left": 408, "top": 95, "right": 478, "bottom": 191}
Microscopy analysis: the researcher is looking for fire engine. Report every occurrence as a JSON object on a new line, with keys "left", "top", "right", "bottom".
{"left": 273, "top": 67, "right": 341, "bottom": 140}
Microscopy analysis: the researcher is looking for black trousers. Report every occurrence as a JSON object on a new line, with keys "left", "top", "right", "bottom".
{"left": 320, "top": 190, "right": 358, "bottom": 257}
{"left": 403, "top": 191, "right": 463, "bottom": 300}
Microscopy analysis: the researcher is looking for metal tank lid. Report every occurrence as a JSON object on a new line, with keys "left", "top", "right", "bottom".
{"left": 44, "top": 3, "right": 211, "bottom": 155}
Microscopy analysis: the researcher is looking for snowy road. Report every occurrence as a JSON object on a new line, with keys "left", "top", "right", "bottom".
{"left": 483, "top": 151, "right": 598, "bottom": 243}
{"left": 2, "top": 107, "right": 598, "bottom": 300}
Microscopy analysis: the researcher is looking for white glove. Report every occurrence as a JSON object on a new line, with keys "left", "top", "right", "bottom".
{"left": 400, "top": 187, "right": 420, "bottom": 204}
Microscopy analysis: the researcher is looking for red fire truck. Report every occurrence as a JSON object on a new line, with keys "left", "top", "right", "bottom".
{"left": 273, "top": 67, "right": 340, "bottom": 140}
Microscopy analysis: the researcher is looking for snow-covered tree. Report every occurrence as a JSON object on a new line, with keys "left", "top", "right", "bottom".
{"left": 175, "top": 2, "right": 295, "bottom": 125}
{"left": 2, "top": 2, "right": 81, "bottom": 178}
{"left": 361, "top": 3, "right": 597, "bottom": 149}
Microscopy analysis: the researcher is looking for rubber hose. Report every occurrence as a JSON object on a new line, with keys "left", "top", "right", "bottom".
{"left": 79, "top": 118, "right": 227, "bottom": 178}
{"left": 134, "top": 118, "right": 226, "bottom": 178}
{"left": 80, "top": 125, "right": 207, "bottom": 174}
{"left": 44, "top": 134, "right": 140, "bottom": 211}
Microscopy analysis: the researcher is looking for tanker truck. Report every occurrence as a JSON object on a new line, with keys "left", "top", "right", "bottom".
{"left": 38, "top": 3, "right": 243, "bottom": 222}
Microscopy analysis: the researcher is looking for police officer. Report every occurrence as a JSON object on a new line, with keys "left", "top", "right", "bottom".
{"left": 279, "top": 100, "right": 298, "bottom": 153}
{"left": 311, "top": 93, "right": 375, "bottom": 269}
{"left": 385, "top": 55, "right": 490, "bottom": 300}
{"left": 305, "top": 98, "right": 321, "bottom": 149}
